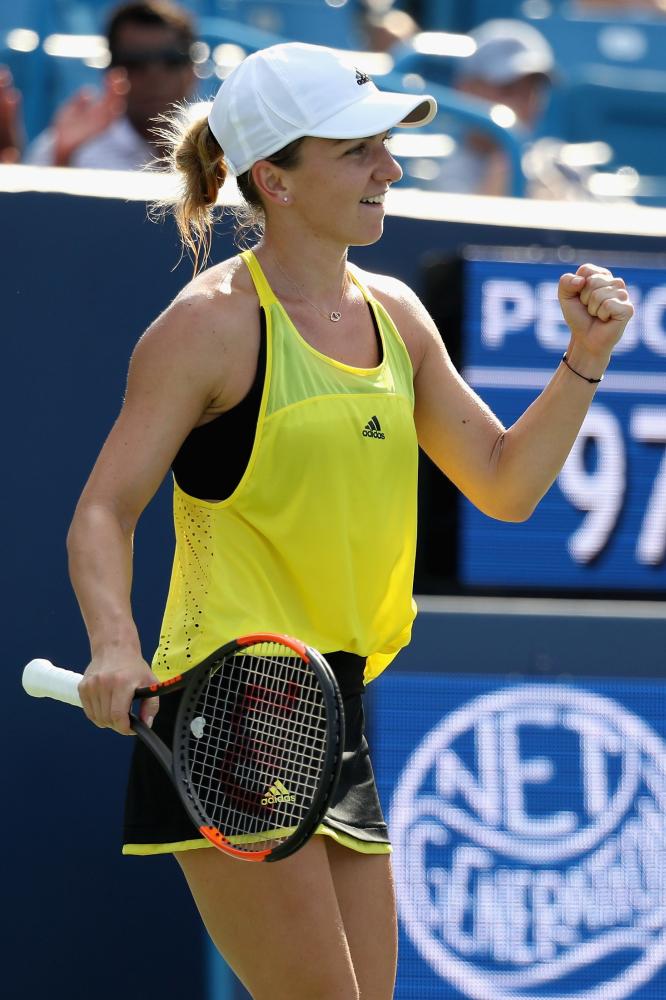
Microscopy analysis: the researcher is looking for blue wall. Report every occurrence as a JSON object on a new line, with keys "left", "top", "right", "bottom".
{"left": 5, "top": 194, "right": 207, "bottom": 999}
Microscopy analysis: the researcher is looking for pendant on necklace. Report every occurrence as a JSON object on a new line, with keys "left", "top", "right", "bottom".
{"left": 330, "top": 311, "right": 342, "bottom": 322}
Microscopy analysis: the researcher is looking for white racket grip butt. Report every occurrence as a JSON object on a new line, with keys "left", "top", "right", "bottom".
{"left": 22, "top": 659, "right": 84, "bottom": 708}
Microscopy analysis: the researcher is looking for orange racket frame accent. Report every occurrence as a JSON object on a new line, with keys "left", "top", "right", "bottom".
{"left": 236, "top": 633, "right": 310, "bottom": 661}
{"left": 146, "top": 674, "right": 183, "bottom": 693}
{"left": 199, "top": 825, "right": 272, "bottom": 862}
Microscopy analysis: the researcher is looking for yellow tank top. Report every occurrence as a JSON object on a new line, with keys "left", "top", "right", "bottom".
{"left": 152, "top": 250, "right": 418, "bottom": 684}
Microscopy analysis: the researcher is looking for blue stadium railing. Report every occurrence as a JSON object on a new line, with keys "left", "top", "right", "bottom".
{"left": 529, "top": 6, "right": 666, "bottom": 200}
{"left": 402, "top": 0, "right": 521, "bottom": 33}
{"left": 548, "top": 63, "right": 666, "bottom": 175}
{"left": 530, "top": 5, "right": 666, "bottom": 76}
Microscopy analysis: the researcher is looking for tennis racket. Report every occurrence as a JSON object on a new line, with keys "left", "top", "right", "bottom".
{"left": 22, "top": 633, "right": 345, "bottom": 862}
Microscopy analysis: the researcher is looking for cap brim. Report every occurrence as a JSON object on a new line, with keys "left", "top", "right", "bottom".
{"left": 307, "top": 90, "right": 437, "bottom": 140}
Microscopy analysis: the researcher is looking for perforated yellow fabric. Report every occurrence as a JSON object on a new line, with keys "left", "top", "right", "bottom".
{"left": 152, "top": 251, "right": 418, "bottom": 684}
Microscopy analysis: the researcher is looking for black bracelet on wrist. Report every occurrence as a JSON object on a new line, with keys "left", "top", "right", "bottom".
{"left": 561, "top": 352, "right": 604, "bottom": 384}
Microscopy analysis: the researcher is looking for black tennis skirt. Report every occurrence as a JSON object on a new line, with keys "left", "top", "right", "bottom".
{"left": 122, "top": 651, "right": 391, "bottom": 856}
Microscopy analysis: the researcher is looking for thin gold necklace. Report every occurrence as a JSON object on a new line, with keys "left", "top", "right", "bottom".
{"left": 272, "top": 255, "right": 348, "bottom": 323}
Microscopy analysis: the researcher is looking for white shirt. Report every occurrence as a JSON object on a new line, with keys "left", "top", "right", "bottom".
{"left": 26, "top": 116, "right": 155, "bottom": 170}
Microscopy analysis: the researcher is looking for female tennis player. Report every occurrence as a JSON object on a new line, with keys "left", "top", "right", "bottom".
{"left": 66, "top": 41, "right": 634, "bottom": 1000}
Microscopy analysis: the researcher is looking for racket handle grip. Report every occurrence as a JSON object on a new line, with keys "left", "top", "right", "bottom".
{"left": 22, "top": 659, "right": 84, "bottom": 708}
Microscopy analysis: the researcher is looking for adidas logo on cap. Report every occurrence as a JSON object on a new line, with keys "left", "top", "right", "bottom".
{"left": 362, "top": 415, "right": 385, "bottom": 440}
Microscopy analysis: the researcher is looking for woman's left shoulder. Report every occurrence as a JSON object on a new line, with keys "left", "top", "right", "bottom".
{"left": 350, "top": 264, "right": 412, "bottom": 309}
{"left": 349, "top": 265, "right": 435, "bottom": 370}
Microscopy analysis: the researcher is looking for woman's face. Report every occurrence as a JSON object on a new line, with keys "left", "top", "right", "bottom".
{"left": 278, "top": 132, "right": 403, "bottom": 247}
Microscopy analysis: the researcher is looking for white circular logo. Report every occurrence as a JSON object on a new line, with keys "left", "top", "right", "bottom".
{"left": 389, "top": 684, "right": 666, "bottom": 999}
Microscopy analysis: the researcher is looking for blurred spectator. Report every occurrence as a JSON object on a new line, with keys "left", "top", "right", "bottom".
{"left": 436, "top": 19, "right": 555, "bottom": 197}
{"left": 0, "top": 66, "right": 24, "bottom": 163}
{"left": 359, "top": 6, "right": 420, "bottom": 55}
{"left": 26, "top": 1, "right": 196, "bottom": 169}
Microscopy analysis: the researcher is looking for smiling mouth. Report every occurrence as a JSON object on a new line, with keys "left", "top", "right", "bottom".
{"left": 360, "top": 194, "right": 386, "bottom": 205}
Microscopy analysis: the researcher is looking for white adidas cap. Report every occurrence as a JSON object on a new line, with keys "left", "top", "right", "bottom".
{"left": 208, "top": 42, "right": 437, "bottom": 176}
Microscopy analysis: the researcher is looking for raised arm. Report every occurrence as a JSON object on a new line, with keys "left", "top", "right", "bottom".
{"left": 67, "top": 289, "right": 237, "bottom": 734}
{"left": 379, "top": 264, "right": 633, "bottom": 522}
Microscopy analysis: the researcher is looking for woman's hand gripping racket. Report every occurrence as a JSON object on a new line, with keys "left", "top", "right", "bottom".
{"left": 22, "top": 633, "right": 344, "bottom": 862}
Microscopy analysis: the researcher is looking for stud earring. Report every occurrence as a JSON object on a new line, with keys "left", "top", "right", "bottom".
{"left": 283, "top": 196, "right": 289, "bottom": 203}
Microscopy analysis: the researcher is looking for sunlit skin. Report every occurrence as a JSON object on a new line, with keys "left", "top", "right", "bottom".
{"left": 273, "top": 132, "right": 403, "bottom": 243}
{"left": 249, "top": 132, "right": 402, "bottom": 323}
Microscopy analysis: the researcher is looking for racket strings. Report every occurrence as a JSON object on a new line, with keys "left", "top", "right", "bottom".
{"left": 184, "top": 644, "right": 330, "bottom": 849}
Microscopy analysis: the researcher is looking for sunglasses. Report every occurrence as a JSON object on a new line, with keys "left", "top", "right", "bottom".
{"left": 111, "top": 47, "right": 192, "bottom": 70}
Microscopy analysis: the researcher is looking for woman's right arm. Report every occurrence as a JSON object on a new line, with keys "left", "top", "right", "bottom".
{"left": 68, "top": 291, "right": 234, "bottom": 735}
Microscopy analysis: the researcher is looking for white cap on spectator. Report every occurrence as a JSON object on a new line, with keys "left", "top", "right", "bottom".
{"left": 458, "top": 19, "right": 555, "bottom": 86}
{"left": 208, "top": 41, "right": 437, "bottom": 176}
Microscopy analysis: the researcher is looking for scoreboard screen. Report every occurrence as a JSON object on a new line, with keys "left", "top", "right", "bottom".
{"left": 460, "top": 249, "right": 666, "bottom": 592}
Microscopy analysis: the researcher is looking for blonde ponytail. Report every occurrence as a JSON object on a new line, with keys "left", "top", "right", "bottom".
{"left": 151, "top": 102, "right": 306, "bottom": 270}
{"left": 152, "top": 105, "right": 227, "bottom": 273}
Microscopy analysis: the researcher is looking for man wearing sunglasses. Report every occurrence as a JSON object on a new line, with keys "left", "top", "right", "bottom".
{"left": 27, "top": 1, "right": 196, "bottom": 169}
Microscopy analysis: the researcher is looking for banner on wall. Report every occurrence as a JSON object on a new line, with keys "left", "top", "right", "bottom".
{"left": 372, "top": 673, "right": 666, "bottom": 999}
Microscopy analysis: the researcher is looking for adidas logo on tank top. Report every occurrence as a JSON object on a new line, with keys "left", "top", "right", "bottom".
{"left": 362, "top": 415, "right": 385, "bottom": 439}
